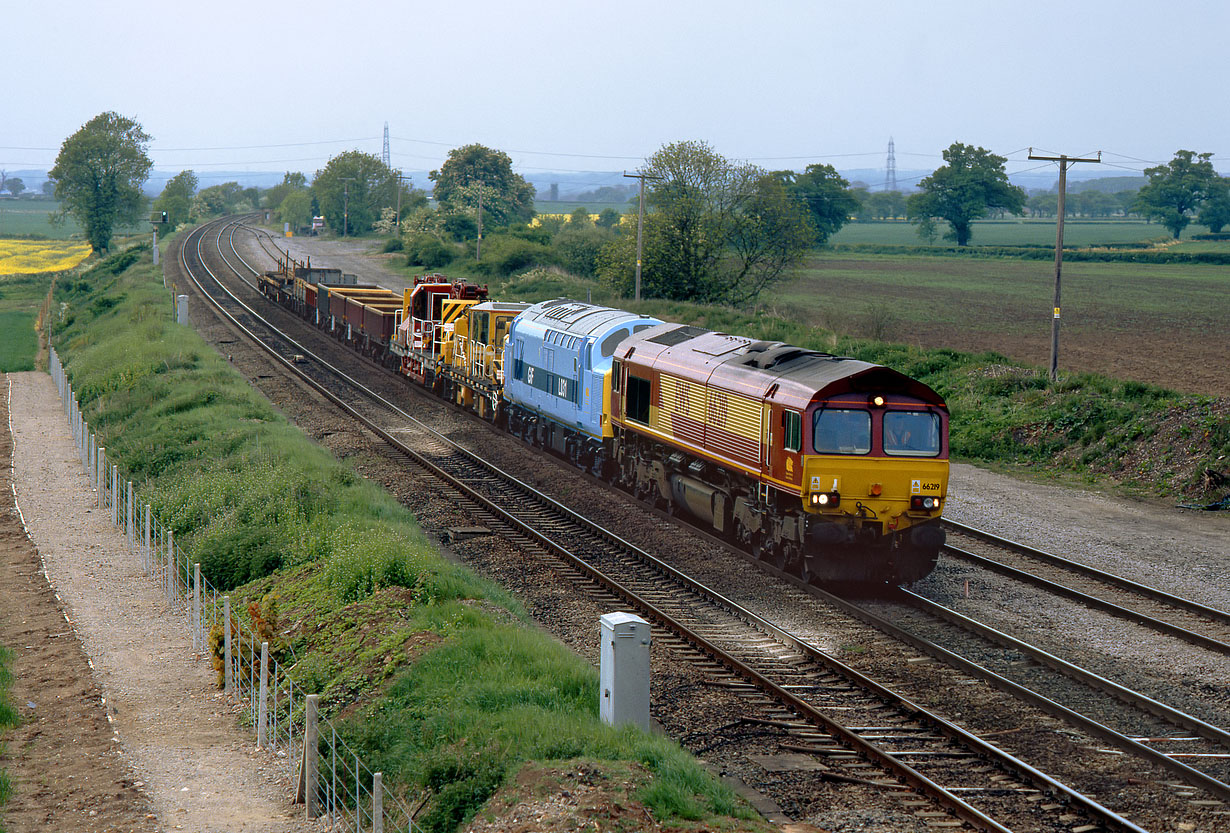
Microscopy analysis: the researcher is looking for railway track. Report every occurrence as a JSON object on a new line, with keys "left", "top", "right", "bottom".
{"left": 941, "top": 520, "right": 1230, "bottom": 654}
{"left": 172, "top": 216, "right": 1227, "bottom": 831}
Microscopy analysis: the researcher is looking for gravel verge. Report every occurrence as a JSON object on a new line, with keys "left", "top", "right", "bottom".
{"left": 6, "top": 371, "right": 302, "bottom": 833}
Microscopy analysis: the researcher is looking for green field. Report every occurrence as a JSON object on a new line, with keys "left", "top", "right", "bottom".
{"left": 0, "top": 274, "right": 52, "bottom": 372}
{"left": 768, "top": 251, "right": 1230, "bottom": 398}
{"left": 533, "top": 199, "right": 629, "bottom": 215}
{"left": 0, "top": 198, "right": 145, "bottom": 240}
{"left": 828, "top": 219, "right": 1215, "bottom": 247}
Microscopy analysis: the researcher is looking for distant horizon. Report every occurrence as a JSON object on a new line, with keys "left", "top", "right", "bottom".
{"left": 1, "top": 163, "right": 1161, "bottom": 201}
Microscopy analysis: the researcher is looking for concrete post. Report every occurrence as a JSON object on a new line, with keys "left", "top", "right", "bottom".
{"left": 224, "top": 596, "right": 233, "bottom": 693}
{"left": 97, "top": 447, "right": 104, "bottom": 505}
{"left": 176, "top": 294, "right": 189, "bottom": 325}
{"left": 372, "top": 772, "right": 383, "bottom": 833}
{"left": 599, "top": 612, "right": 652, "bottom": 731}
{"left": 304, "top": 694, "right": 320, "bottom": 819}
{"left": 257, "top": 641, "right": 269, "bottom": 749}
{"left": 127, "top": 482, "right": 134, "bottom": 549}
{"left": 111, "top": 464, "right": 118, "bottom": 526}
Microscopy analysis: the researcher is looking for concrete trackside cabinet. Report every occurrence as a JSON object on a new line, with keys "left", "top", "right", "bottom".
{"left": 176, "top": 294, "right": 189, "bottom": 325}
{"left": 599, "top": 612, "right": 651, "bottom": 731}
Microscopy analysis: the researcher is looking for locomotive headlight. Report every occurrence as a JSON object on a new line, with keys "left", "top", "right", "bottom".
{"left": 910, "top": 496, "right": 941, "bottom": 511}
{"left": 812, "top": 491, "right": 840, "bottom": 507}
{"left": 872, "top": 395, "right": 886, "bottom": 407}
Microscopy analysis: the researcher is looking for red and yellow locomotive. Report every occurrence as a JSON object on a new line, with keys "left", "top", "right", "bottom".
{"left": 609, "top": 323, "right": 948, "bottom": 585}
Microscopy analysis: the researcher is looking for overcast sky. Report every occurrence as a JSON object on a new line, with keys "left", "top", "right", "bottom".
{"left": 4, "top": 0, "right": 1226, "bottom": 189}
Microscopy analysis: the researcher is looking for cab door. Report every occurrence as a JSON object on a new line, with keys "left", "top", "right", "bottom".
{"left": 769, "top": 405, "right": 803, "bottom": 491}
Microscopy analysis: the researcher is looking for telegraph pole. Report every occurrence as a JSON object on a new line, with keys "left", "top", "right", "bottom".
{"left": 475, "top": 185, "right": 483, "bottom": 262}
{"left": 1027, "top": 149, "right": 1101, "bottom": 382}
{"left": 339, "top": 177, "right": 356, "bottom": 238}
{"left": 394, "top": 172, "right": 410, "bottom": 234}
{"left": 623, "top": 171, "right": 662, "bottom": 302}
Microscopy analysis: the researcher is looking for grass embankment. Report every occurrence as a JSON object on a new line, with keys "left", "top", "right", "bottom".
{"left": 51, "top": 244, "right": 764, "bottom": 833}
{"left": 495, "top": 267, "right": 1230, "bottom": 504}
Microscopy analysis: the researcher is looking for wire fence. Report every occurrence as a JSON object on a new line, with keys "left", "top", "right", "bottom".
{"left": 48, "top": 345, "right": 426, "bottom": 833}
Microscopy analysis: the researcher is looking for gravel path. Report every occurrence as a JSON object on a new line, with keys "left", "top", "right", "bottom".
{"left": 6, "top": 371, "right": 302, "bottom": 833}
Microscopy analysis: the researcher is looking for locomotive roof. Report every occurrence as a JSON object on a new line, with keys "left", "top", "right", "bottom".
{"left": 517, "top": 299, "right": 660, "bottom": 339}
{"left": 619, "top": 323, "right": 945, "bottom": 408}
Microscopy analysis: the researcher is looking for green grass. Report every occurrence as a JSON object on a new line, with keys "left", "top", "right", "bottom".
{"left": 0, "top": 644, "right": 18, "bottom": 816}
{"left": 533, "top": 200, "right": 628, "bottom": 215}
{"left": 0, "top": 273, "right": 53, "bottom": 371}
{"left": 0, "top": 198, "right": 145, "bottom": 240}
{"left": 829, "top": 219, "right": 1209, "bottom": 247}
{"left": 52, "top": 242, "right": 763, "bottom": 832}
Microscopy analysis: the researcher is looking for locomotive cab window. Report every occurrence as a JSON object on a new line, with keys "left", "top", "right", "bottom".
{"left": 626, "top": 375, "right": 651, "bottom": 424}
{"left": 782, "top": 410, "right": 801, "bottom": 452}
{"left": 611, "top": 360, "right": 621, "bottom": 392}
{"left": 814, "top": 408, "right": 870, "bottom": 455}
{"left": 600, "top": 329, "right": 625, "bottom": 358}
{"left": 884, "top": 411, "right": 941, "bottom": 457}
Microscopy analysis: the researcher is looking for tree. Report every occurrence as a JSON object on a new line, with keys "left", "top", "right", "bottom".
{"left": 48, "top": 111, "right": 153, "bottom": 252}
{"left": 153, "top": 170, "right": 197, "bottom": 227}
{"left": 263, "top": 171, "right": 308, "bottom": 211}
{"left": 6, "top": 177, "right": 24, "bottom": 197}
{"left": 1028, "top": 193, "right": 1057, "bottom": 218}
{"left": 597, "top": 140, "right": 812, "bottom": 304}
{"left": 313, "top": 151, "right": 402, "bottom": 235}
{"left": 429, "top": 144, "right": 535, "bottom": 227}
{"left": 278, "top": 189, "right": 313, "bottom": 231}
{"left": 1134, "top": 150, "right": 1217, "bottom": 238}
{"left": 595, "top": 207, "right": 621, "bottom": 229}
{"left": 906, "top": 142, "right": 1025, "bottom": 246}
{"left": 42, "top": 180, "right": 55, "bottom": 196}
{"left": 193, "top": 181, "right": 247, "bottom": 217}
{"left": 1198, "top": 176, "right": 1230, "bottom": 234}
{"left": 774, "top": 164, "right": 859, "bottom": 243}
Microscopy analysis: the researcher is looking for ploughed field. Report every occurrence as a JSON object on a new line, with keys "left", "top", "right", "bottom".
{"left": 781, "top": 253, "right": 1230, "bottom": 397}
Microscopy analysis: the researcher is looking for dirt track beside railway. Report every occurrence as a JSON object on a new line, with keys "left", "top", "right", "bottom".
{"left": 0, "top": 374, "right": 302, "bottom": 833}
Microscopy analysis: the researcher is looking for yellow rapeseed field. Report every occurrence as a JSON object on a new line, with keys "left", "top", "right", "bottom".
{"left": 0, "top": 239, "right": 92, "bottom": 276}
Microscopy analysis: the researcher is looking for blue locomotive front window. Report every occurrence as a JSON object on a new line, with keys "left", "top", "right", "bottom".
{"left": 813, "top": 409, "right": 870, "bottom": 455}
{"left": 884, "top": 411, "right": 941, "bottom": 457}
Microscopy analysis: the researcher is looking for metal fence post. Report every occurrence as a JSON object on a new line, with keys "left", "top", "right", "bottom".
{"left": 373, "top": 772, "right": 383, "bottom": 833}
{"left": 144, "top": 506, "right": 151, "bottom": 575}
{"left": 111, "top": 464, "right": 118, "bottom": 526}
{"left": 167, "top": 529, "right": 174, "bottom": 602}
{"left": 224, "top": 596, "right": 233, "bottom": 693}
{"left": 258, "top": 641, "right": 269, "bottom": 749}
{"left": 193, "top": 563, "right": 202, "bottom": 652}
{"left": 304, "top": 694, "right": 320, "bottom": 819}
{"left": 127, "top": 481, "right": 134, "bottom": 551}
{"left": 97, "top": 447, "right": 104, "bottom": 505}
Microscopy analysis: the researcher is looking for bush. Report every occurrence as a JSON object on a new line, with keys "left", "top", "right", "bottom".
{"left": 552, "top": 227, "right": 611, "bottom": 277}
{"left": 442, "top": 213, "right": 477, "bottom": 241}
{"left": 473, "top": 234, "right": 553, "bottom": 277}
{"left": 381, "top": 237, "right": 404, "bottom": 253}
{"left": 406, "top": 234, "right": 455, "bottom": 269}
